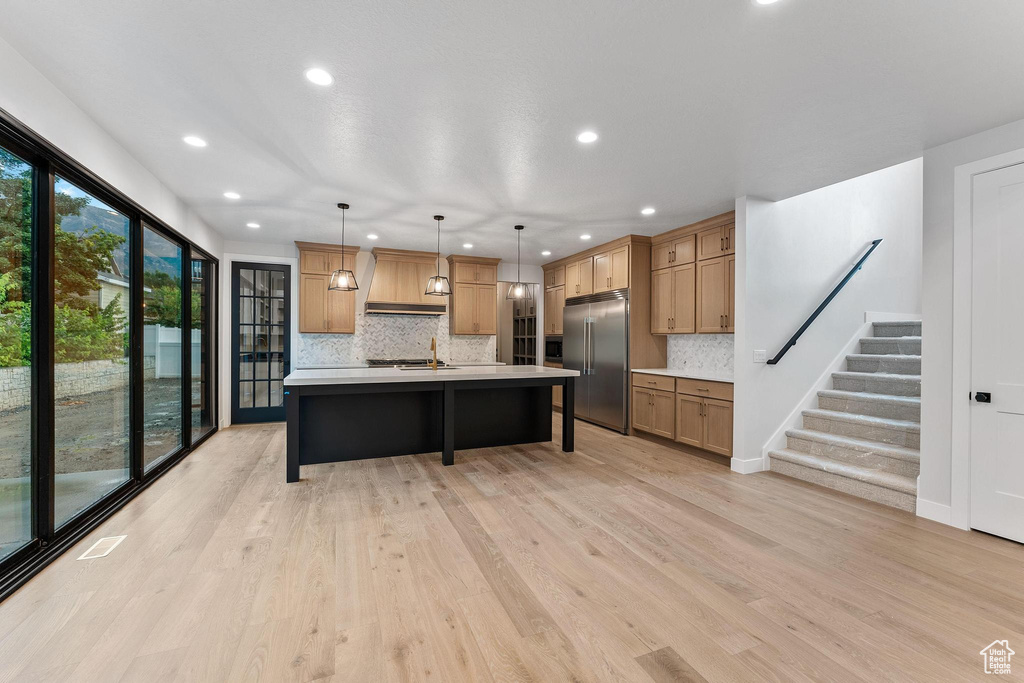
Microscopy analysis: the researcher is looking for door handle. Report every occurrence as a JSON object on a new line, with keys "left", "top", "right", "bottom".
{"left": 975, "top": 392, "right": 992, "bottom": 403}
{"left": 720, "top": 236, "right": 724, "bottom": 251}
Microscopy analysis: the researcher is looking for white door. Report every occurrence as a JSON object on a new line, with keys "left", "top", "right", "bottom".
{"left": 970, "top": 162, "right": 1024, "bottom": 542}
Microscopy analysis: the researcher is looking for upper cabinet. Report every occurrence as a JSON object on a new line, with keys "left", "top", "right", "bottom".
{"left": 565, "top": 256, "right": 593, "bottom": 297}
{"left": 650, "top": 212, "right": 735, "bottom": 335}
{"left": 544, "top": 265, "right": 565, "bottom": 289}
{"left": 594, "top": 245, "right": 629, "bottom": 292}
{"left": 295, "top": 241, "right": 360, "bottom": 334}
{"left": 697, "top": 222, "right": 735, "bottom": 261}
{"left": 447, "top": 255, "right": 501, "bottom": 335}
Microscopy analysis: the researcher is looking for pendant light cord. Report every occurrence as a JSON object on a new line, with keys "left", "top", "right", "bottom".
{"left": 436, "top": 217, "right": 441, "bottom": 276}
{"left": 341, "top": 206, "right": 345, "bottom": 251}
{"left": 517, "top": 228, "right": 521, "bottom": 282}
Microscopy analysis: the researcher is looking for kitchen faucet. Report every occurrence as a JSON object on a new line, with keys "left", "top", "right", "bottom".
{"left": 429, "top": 337, "right": 438, "bottom": 370}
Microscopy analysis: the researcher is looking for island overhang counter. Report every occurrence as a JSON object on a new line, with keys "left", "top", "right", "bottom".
{"left": 283, "top": 365, "right": 579, "bottom": 481}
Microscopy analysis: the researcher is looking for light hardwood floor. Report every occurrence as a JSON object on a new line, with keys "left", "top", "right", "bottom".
{"left": 2, "top": 418, "right": 1023, "bottom": 682}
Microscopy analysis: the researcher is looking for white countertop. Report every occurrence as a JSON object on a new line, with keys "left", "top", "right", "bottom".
{"left": 295, "top": 361, "right": 506, "bottom": 370}
{"left": 285, "top": 364, "right": 578, "bottom": 386}
{"left": 633, "top": 368, "right": 733, "bottom": 383}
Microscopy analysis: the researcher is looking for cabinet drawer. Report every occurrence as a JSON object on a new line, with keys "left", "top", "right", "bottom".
{"left": 632, "top": 373, "right": 675, "bottom": 392}
{"left": 676, "top": 378, "right": 733, "bottom": 401}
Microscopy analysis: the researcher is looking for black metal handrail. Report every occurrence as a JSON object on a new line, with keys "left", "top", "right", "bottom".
{"left": 767, "top": 239, "right": 883, "bottom": 366}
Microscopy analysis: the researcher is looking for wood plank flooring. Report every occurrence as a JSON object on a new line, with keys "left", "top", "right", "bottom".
{"left": 1, "top": 418, "right": 1023, "bottom": 682}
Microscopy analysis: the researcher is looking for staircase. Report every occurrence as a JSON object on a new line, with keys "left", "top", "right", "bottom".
{"left": 769, "top": 321, "right": 921, "bottom": 512}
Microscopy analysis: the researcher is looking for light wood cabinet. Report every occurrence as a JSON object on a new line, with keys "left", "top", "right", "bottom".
{"left": 544, "top": 265, "right": 565, "bottom": 289}
{"left": 651, "top": 263, "right": 695, "bottom": 334}
{"left": 703, "top": 398, "right": 733, "bottom": 456}
{"left": 545, "top": 285, "right": 565, "bottom": 335}
{"left": 451, "top": 283, "right": 497, "bottom": 335}
{"left": 296, "top": 242, "right": 359, "bottom": 334}
{"left": 565, "top": 256, "right": 594, "bottom": 297}
{"left": 447, "top": 256, "right": 500, "bottom": 335}
{"left": 652, "top": 235, "right": 696, "bottom": 271}
{"left": 632, "top": 387, "right": 675, "bottom": 439}
{"left": 696, "top": 255, "right": 732, "bottom": 334}
{"left": 675, "top": 394, "right": 704, "bottom": 448}
{"left": 594, "top": 245, "right": 629, "bottom": 292}
{"left": 697, "top": 224, "right": 735, "bottom": 261}
{"left": 676, "top": 382, "right": 733, "bottom": 457}
{"left": 452, "top": 261, "right": 497, "bottom": 285}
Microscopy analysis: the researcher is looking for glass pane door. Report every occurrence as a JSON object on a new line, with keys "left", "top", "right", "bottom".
{"left": 232, "top": 262, "right": 289, "bottom": 423}
{"left": 191, "top": 256, "right": 215, "bottom": 442}
{"left": 0, "top": 146, "right": 34, "bottom": 561}
{"left": 53, "top": 176, "right": 131, "bottom": 527}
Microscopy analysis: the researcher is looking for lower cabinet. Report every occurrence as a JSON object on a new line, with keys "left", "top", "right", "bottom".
{"left": 632, "top": 387, "right": 675, "bottom": 439}
{"left": 676, "top": 393, "right": 733, "bottom": 456}
{"left": 630, "top": 372, "right": 733, "bottom": 457}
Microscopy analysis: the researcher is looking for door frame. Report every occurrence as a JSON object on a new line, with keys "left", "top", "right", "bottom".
{"left": 220, "top": 252, "right": 300, "bottom": 427}
{"left": 227, "top": 259, "right": 294, "bottom": 425}
{"left": 949, "top": 147, "right": 1024, "bottom": 530}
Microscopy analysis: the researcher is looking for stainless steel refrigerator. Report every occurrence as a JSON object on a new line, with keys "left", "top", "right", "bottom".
{"left": 562, "top": 289, "right": 629, "bottom": 432}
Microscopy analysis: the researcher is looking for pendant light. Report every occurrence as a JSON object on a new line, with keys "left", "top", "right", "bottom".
{"left": 425, "top": 215, "right": 451, "bottom": 296}
{"left": 328, "top": 202, "right": 358, "bottom": 291}
{"left": 506, "top": 224, "right": 533, "bottom": 300}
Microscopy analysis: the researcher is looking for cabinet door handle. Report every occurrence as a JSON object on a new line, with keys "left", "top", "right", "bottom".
{"left": 720, "top": 236, "right": 724, "bottom": 251}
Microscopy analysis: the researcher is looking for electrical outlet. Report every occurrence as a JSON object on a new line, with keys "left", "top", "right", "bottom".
{"left": 753, "top": 349, "right": 767, "bottom": 363}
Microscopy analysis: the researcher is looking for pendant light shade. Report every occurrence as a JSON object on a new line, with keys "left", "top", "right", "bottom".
{"left": 328, "top": 203, "right": 358, "bottom": 291}
{"left": 425, "top": 215, "right": 451, "bottom": 296}
{"left": 506, "top": 225, "right": 533, "bottom": 300}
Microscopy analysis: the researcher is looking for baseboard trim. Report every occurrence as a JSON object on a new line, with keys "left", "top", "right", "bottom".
{"left": 916, "top": 497, "right": 956, "bottom": 526}
{"left": 732, "top": 457, "right": 765, "bottom": 474}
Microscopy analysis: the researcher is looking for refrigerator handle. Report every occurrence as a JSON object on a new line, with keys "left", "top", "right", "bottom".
{"left": 583, "top": 317, "right": 589, "bottom": 375}
{"left": 588, "top": 318, "right": 595, "bottom": 375}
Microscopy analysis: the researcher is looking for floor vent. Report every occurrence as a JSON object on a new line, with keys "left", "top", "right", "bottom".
{"left": 77, "top": 535, "right": 126, "bottom": 560}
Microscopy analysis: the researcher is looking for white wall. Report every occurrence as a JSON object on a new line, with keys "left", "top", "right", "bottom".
{"left": 0, "top": 36, "right": 222, "bottom": 257}
{"left": 733, "top": 159, "right": 923, "bottom": 474}
{"left": 919, "top": 117, "right": 1024, "bottom": 525}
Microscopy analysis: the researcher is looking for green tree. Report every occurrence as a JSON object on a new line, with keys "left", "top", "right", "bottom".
{"left": 1, "top": 149, "right": 128, "bottom": 366}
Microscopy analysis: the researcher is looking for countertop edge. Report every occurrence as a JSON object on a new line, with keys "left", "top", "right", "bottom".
{"left": 632, "top": 368, "right": 734, "bottom": 383}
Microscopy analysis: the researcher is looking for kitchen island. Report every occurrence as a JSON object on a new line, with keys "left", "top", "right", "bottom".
{"left": 283, "top": 365, "right": 579, "bottom": 481}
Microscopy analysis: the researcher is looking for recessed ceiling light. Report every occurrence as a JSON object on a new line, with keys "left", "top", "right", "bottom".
{"left": 541, "top": 251, "right": 551, "bottom": 256}
{"left": 463, "top": 243, "right": 473, "bottom": 249}
{"left": 223, "top": 191, "right": 240, "bottom": 199}
{"left": 754, "top": 0, "right": 779, "bottom": 4}
{"left": 305, "top": 67, "right": 334, "bottom": 86}
{"left": 367, "top": 233, "right": 378, "bottom": 240}
{"left": 641, "top": 207, "right": 656, "bottom": 216}
{"left": 183, "top": 135, "right": 207, "bottom": 148}
{"left": 580, "top": 234, "right": 591, "bottom": 240}
{"left": 246, "top": 222, "right": 260, "bottom": 229}
{"left": 576, "top": 131, "right": 598, "bottom": 144}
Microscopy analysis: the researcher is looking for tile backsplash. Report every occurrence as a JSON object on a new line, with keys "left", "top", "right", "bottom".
{"left": 666, "top": 334, "right": 734, "bottom": 375}
{"left": 297, "top": 313, "right": 495, "bottom": 366}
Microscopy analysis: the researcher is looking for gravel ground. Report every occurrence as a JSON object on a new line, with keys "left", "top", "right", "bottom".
{"left": 0, "top": 378, "right": 185, "bottom": 479}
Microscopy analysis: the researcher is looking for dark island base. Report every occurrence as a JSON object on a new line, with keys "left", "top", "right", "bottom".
{"left": 285, "top": 376, "right": 574, "bottom": 482}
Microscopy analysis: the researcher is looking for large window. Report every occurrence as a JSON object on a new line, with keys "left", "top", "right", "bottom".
{"left": 191, "top": 257, "right": 215, "bottom": 441}
{"left": 143, "top": 225, "right": 183, "bottom": 471}
{"left": 52, "top": 177, "right": 132, "bottom": 527}
{"left": 0, "top": 146, "right": 33, "bottom": 562}
{"left": 0, "top": 111, "right": 219, "bottom": 597}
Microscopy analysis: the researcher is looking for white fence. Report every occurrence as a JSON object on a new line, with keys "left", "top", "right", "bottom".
{"left": 143, "top": 325, "right": 202, "bottom": 379}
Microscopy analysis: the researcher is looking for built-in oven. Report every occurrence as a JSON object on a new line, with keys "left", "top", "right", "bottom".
{"left": 545, "top": 336, "right": 562, "bottom": 363}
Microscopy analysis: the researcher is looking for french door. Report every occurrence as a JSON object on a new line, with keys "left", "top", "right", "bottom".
{"left": 970, "top": 162, "right": 1024, "bottom": 543}
{"left": 231, "top": 262, "right": 291, "bottom": 423}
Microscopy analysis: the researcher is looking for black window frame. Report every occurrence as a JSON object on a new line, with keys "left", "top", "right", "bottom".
{"left": 0, "top": 105, "right": 219, "bottom": 601}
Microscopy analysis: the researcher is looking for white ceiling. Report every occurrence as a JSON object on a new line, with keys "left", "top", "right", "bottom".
{"left": 3, "top": 1, "right": 1024, "bottom": 264}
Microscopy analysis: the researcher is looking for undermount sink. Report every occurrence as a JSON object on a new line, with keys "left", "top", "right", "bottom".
{"left": 398, "top": 366, "right": 461, "bottom": 371}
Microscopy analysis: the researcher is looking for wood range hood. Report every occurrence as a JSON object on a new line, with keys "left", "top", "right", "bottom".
{"left": 365, "top": 247, "right": 448, "bottom": 315}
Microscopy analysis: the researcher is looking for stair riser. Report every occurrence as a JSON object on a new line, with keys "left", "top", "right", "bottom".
{"left": 770, "top": 459, "right": 917, "bottom": 512}
{"left": 785, "top": 435, "right": 920, "bottom": 478}
{"left": 847, "top": 356, "right": 921, "bottom": 375}
{"left": 833, "top": 375, "right": 921, "bottom": 397}
{"left": 803, "top": 415, "right": 920, "bottom": 449}
{"left": 860, "top": 338, "right": 921, "bottom": 355}
{"left": 872, "top": 322, "right": 922, "bottom": 338}
{"left": 818, "top": 395, "right": 920, "bottom": 422}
